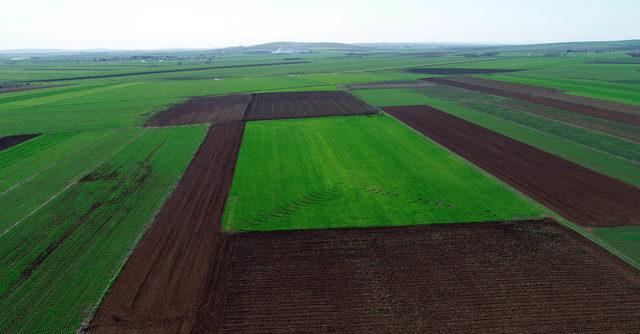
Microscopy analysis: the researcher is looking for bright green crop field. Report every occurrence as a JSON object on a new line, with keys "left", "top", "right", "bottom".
{"left": 0, "top": 125, "right": 206, "bottom": 333}
{"left": 223, "top": 115, "right": 544, "bottom": 231}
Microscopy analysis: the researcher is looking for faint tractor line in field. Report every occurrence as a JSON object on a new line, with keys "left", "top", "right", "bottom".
{"left": 0, "top": 129, "right": 148, "bottom": 238}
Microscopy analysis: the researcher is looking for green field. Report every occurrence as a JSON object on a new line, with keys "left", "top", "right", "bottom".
{"left": 1, "top": 40, "right": 640, "bottom": 332}
{"left": 353, "top": 88, "right": 640, "bottom": 187}
{"left": 0, "top": 126, "right": 206, "bottom": 333}
{"left": 594, "top": 227, "right": 640, "bottom": 268}
{"left": 223, "top": 115, "right": 543, "bottom": 231}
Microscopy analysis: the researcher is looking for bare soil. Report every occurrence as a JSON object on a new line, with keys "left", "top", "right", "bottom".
{"left": 384, "top": 105, "right": 640, "bottom": 227}
{"left": 0, "top": 134, "right": 39, "bottom": 151}
{"left": 193, "top": 219, "right": 640, "bottom": 333}
{"left": 146, "top": 94, "right": 250, "bottom": 127}
{"left": 426, "top": 77, "right": 640, "bottom": 122}
{"left": 243, "top": 91, "right": 378, "bottom": 121}
{"left": 86, "top": 123, "right": 245, "bottom": 333}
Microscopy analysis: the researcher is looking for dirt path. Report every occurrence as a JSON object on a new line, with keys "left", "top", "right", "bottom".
{"left": 385, "top": 105, "right": 640, "bottom": 227}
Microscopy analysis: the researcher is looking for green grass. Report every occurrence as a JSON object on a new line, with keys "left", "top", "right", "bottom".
{"left": 0, "top": 128, "right": 145, "bottom": 232}
{"left": 594, "top": 227, "right": 640, "bottom": 268}
{"left": 0, "top": 125, "right": 206, "bottom": 333}
{"left": 222, "top": 115, "right": 543, "bottom": 232}
{"left": 353, "top": 88, "right": 640, "bottom": 187}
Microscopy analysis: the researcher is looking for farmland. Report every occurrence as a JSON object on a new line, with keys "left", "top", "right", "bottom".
{"left": 384, "top": 105, "right": 640, "bottom": 226}
{"left": 0, "top": 133, "right": 38, "bottom": 151}
{"left": 223, "top": 115, "right": 543, "bottom": 231}
{"left": 0, "top": 126, "right": 206, "bottom": 333}
{"left": 89, "top": 124, "right": 244, "bottom": 333}
{"left": 193, "top": 219, "right": 640, "bottom": 333}
{"left": 0, "top": 40, "right": 639, "bottom": 333}
{"left": 243, "top": 91, "right": 377, "bottom": 120}
{"left": 147, "top": 94, "right": 250, "bottom": 126}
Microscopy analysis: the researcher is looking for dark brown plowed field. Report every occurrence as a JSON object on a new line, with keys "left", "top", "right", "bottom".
{"left": 243, "top": 91, "right": 377, "bottom": 121}
{"left": 86, "top": 123, "right": 245, "bottom": 334}
{"left": 426, "top": 77, "right": 640, "bottom": 124}
{"left": 192, "top": 219, "right": 640, "bottom": 333}
{"left": 0, "top": 134, "right": 39, "bottom": 151}
{"left": 384, "top": 106, "right": 640, "bottom": 227}
{"left": 146, "top": 94, "right": 250, "bottom": 127}
{"left": 407, "top": 68, "right": 520, "bottom": 75}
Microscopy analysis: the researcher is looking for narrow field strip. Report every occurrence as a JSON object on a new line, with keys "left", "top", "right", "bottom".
{"left": 87, "top": 123, "right": 245, "bottom": 334}
{"left": 384, "top": 105, "right": 640, "bottom": 227}
{"left": 0, "top": 126, "right": 206, "bottom": 333}
{"left": 426, "top": 77, "right": 640, "bottom": 126}
{"left": 193, "top": 219, "right": 639, "bottom": 333}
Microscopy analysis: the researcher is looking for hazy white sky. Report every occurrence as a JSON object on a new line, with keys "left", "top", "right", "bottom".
{"left": 2, "top": 0, "right": 639, "bottom": 50}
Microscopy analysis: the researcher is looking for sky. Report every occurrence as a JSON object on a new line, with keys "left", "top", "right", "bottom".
{"left": 2, "top": 0, "right": 639, "bottom": 50}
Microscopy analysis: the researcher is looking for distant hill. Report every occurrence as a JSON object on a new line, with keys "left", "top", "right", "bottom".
{"left": 220, "top": 42, "right": 370, "bottom": 54}
{"left": 478, "top": 39, "right": 640, "bottom": 54}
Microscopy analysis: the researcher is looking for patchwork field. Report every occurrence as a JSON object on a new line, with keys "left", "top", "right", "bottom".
{"left": 89, "top": 123, "right": 244, "bottom": 333}
{"left": 243, "top": 91, "right": 377, "bottom": 120}
{"left": 0, "top": 126, "right": 206, "bottom": 333}
{"left": 223, "top": 115, "right": 543, "bottom": 231}
{"left": 193, "top": 219, "right": 640, "bottom": 333}
{"left": 384, "top": 105, "right": 640, "bottom": 227}
{"left": 1, "top": 42, "right": 639, "bottom": 333}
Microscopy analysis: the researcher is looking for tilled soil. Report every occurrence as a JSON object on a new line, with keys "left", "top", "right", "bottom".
{"left": 146, "top": 94, "right": 250, "bottom": 127}
{"left": 243, "top": 91, "right": 378, "bottom": 121}
{"left": 192, "top": 219, "right": 640, "bottom": 333}
{"left": 86, "top": 123, "right": 245, "bottom": 333}
{"left": 384, "top": 105, "right": 640, "bottom": 227}
{"left": 0, "top": 134, "right": 39, "bottom": 151}
{"left": 426, "top": 77, "right": 640, "bottom": 123}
